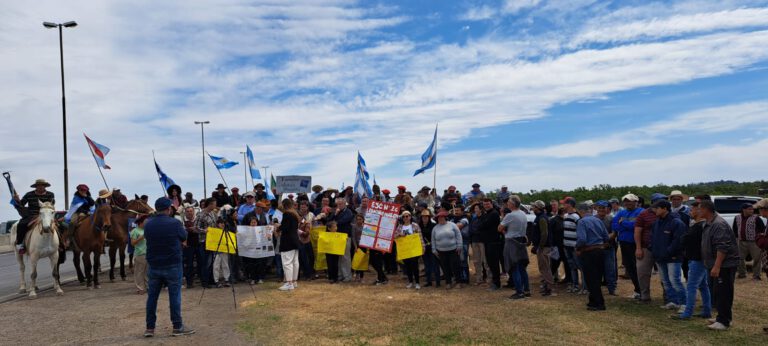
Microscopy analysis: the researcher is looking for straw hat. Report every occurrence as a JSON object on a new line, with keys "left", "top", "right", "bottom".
{"left": 98, "top": 189, "right": 112, "bottom": 199}
{"left": 30, "top": 179, "right": 51, "bottom": 188}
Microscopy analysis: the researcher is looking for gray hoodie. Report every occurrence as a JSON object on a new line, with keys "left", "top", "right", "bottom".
{"left": 701, "top": 214, "right": 740, "bottom": 269}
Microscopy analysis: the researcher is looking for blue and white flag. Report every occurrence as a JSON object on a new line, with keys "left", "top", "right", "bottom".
{"left": 208, "top": 154, "right": 238, "bottom": 170}
{"left": 354, "top": 152, "right": 373, "bottom": 198}
{"left": 64, "top": 202, "right": 85, "bottom": 223}
{"left": 84, "top": 133, "right": 111, "bottom": 170}
{"left": 264, "top": 176, "right": 276, "bottom": 201}
{"left": 246, "top": 145, "right": 262, "bottom": 180}
{"left": 413, "top": 125, "right": 437, "bottom": 176}
{"left": 154, "top": 158, "right": 176, "bottom": 191}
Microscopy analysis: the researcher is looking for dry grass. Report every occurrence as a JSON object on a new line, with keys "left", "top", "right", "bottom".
{"left": 236, "top": 257, "right": 768, "bottom": 346}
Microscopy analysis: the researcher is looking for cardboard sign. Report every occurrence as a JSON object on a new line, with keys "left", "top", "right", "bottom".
{"left": 310, "top": 226, "right": 328, "bottom": 270}
{"left": 351, "top": 248, "right": 369, "bottom": 271}
{"left": 275, "top": 175, "right": 312, "bottom": 194}
{"left": 395, "top": 234, "right": 424, "bottom": 261}
{"left": 358, "top": 201, "right": 400, "bottom": 253}
{"left": 205, "top": 227, "right": 237, "bottom": 254}
{"left": 318, "top": 232, "right": 348, "bottom": 255}
{"left": 236, "top": 225, "right": 275, "bottom": 259}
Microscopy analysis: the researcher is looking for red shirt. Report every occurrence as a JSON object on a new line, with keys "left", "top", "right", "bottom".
{"left": 634, "top": 208, "right": 657, "bottom": 248}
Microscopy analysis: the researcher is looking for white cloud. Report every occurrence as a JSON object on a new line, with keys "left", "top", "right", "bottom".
{"left": 460, "top": 5, "right": 497, "bottom": 21}
{"left": 503, "top": 0, "right": 542, "bottom": 14}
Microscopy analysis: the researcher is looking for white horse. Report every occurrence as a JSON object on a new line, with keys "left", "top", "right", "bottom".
{"left": 10, "top": 201, "right": 63, "bottom": 299}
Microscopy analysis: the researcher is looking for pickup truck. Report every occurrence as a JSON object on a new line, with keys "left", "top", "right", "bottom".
{"left": 690, "top": 195, "right": 764, "bottom": 228}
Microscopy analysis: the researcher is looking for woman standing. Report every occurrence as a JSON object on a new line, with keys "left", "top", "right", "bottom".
{"left": 418, "top": 209, "right": 439, "bottom": 287}
{"left": 468, "top": 203, "right": 487, "bottom": 285}
{"left": 277, "top": 199, "right": 302, "bottom": 291}
{"left": 395, "top": 211, "right": 422, "bottom": 289}
{"left": 431, "top": 211, "right": 463, "bottom": 289}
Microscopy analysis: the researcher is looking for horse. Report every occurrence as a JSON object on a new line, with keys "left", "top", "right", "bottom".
{"left": 9, "top": 201, "right": 63, "bottom": 299}
{"left": 66, "top": 202, "right": 111, "bottom": 288}
{"left": 108, "top": 198, "right": 154, "bottom": 282}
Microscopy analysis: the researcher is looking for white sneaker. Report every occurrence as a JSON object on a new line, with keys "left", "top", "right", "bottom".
{"left": 257, "top": 279, "right": 264, "bottom": 284}
{"left": 707, "top": 317, "right": 717, "bottom": 324}
{"left": 414, "top": 284, "right": 421, "bottom": 290}
{"left": 708, "top": 322, "right": 728, "bottom": 331}
{"left": 406, "top": 283, "right": 414, "bottom": 289}
{"left": 278, "top": 283, "right": 293, "bottom": 291}
{"left": 661, "top": 302, "right": 678, "bottom": 310}
{"left": 293, "top": 282, "right": 298, "bottom": 288}
{"left": 677, "top": 305, "right": 686, "bottom": 314}
{"left": 628, "top": 292, "right": 641, "bottom": 299}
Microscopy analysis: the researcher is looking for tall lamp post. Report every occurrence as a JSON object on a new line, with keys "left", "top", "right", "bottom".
{"left": 239, "top": 151, "right": 248, "bottom": 191}
{"left": 194, "top": 121, "right": 210, "bottom": 198}
{"left": 43, "top": 20, "right": 77, "bottom": 209}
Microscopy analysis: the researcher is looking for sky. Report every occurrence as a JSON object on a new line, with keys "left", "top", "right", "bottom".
{"left": 2, "top": 0, "right": 768, "bottom": 218}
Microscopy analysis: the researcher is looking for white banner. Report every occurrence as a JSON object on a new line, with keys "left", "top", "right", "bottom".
{"left": 275, "top": 175, "right": 312, "bottom": 194}
{"left": 236, "top": 225, "right": 276, "bottom": 259}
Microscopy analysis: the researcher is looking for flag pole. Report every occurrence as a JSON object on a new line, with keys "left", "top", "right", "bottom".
{"left": 152, "top": 150, "right": 168, "bottom": 197}
{"left": 85, "top": 134, "right": 110, "bottom": 190}
{"left": 206, "top": 151, "right": 232, "bottom": 196}
{"left": 433, "top": 123, "right": 438, "bottom": 192}
{"left": 240, "top": 150, "right": 248, "bottom": 191}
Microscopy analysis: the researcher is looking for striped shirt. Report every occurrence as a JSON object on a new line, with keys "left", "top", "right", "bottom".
{"left": 20, "top": 191, "right": 55, "bottom": 215}
{"left": 563, "top": 212, "right": 580, "bottom": 248}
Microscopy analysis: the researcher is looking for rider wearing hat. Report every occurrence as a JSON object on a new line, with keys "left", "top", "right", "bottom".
{"left": 13, "top": 179, "right": 56, "bottom": 253}
{"left": 67, "top": 184, "right": 96, "bottom": 237}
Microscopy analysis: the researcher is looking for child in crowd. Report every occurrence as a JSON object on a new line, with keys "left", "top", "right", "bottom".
{"left": 130, "top": 215, "right": 148, "bottom": 294}
{"left": 325, "top": 221, "right": 340, "bottom": 283}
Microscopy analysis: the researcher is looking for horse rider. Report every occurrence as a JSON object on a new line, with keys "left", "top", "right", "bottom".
{"left": 13, "top": 179, "right": 55, "bottom": 254}
{"left": 96, "top": 189, "right": 113, "bottom": 234}
{"left": 67, "top": 184, "right": 96, "bottom": 238}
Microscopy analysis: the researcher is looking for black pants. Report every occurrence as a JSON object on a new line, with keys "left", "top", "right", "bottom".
{"left": 404, "top": 257, "right": 420, "bottom": 284}
{"left": 484, "top": 242, "right": 503, "bottom": 287}
{"left": 619, "top": 241, "right": 641, "bottom": 294}
{"left": 16, "top": 216, "right": 33, "bottom": 245}
{"left": 385, "top": 242, "right": 398, "bottom": 274}
{"left": 438, "top": 250, "right": 460, "bottom": 285}
{"left": 326, "top": 254, "right": 340, "bottom": 282}
{"left": 580, "top": 249, "right": 606, "bottom": 308}
{"left": 369, "top": 250, "right": 387, "bottom": 282}
{"left": 551, "top": 244, "right": 571, "bottom": 283}
{"left": 714, "top": 266, "right": 736, "bottom": 326}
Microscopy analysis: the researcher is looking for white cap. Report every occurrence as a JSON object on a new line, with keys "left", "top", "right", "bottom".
{"left": 622, "top": 193, "right": 639, "bottom": 202}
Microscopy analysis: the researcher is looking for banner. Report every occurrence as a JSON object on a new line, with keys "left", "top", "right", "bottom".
{"left": 318, "top": 232, "right": 348, "bottom": 256}
{"left": 236, "top": 225, "right": 275, "bottom": 259}
{"left": 395, "top": 234, "right": 424, "bottom": 261}
{"left": 205, "top": 227, "right": 237, "bottom": 254}
{"left": 351, "top": 248, "right": 369, "bottom": 271}
{"left": 275, "top": 175, "right": 312, "bottom": 194}
{"left": 310, "top": 226, "right": 327, "bottom": 270}
{"left": 358, "top": 200, "right": 400, "bottom": 253}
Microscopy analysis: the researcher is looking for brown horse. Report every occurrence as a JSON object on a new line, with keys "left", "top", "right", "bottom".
{"left": 108, "top": 198, "right": 154, "bottom": 281}
{"left": 66, "top": 202, "right": 111, "bottom": 288}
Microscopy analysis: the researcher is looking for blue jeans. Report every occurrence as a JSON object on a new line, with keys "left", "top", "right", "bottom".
{"left": 423, "top": 251, "right": 440, "bottom": 285}
{"left": 298, "top": 242, "right": 315, "bottom": 279}
{"left": 658, "top": 261, "right": 686, "bottom": 305}
{"left": 146, "top": 264, "right": 183, "bottom": 330}
{"left": 510, "top": 263, "right": 529, "bottom": 294}
{"left": 681, "top": 260, "right": 711, "bottom": 318}
{"left": 460, "top": 243, "right": 470, "bottom": 283}
{"left": 603, "top": 246, "right": 617, "bottom": 293}
{"left": 564, "top": 247, "right": 584, "bottom": 289}
{"left": 274, "top": 254, "right": 284, "bottom": 279}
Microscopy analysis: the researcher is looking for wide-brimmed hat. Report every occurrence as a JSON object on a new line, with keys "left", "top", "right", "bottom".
{"left": 98, "top": 189, "right": 112, "bottom": 199}
{"left": 669, "top": 190, "right": 684, "bottom": 198}
{"left": 216, "top": 183, "right": 226, "bottom": 190}
{"left": 255, "top": 183, "right": 264, "bottom": 189}
{"left": 753, "top": 198, "right": 768, "bottom": 210}
{"left": 420, "top": 186, "right": 430, "bottom": 191}
{"left": 31, "top": 179, "right": 51, "bottom": 188}
{"left": 312, "top": 185, "right": 323, "bottom": 192}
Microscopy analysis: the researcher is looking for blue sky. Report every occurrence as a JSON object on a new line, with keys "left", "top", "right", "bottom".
{"left": 2, "top": 0, "right": 768, "bottom": 218}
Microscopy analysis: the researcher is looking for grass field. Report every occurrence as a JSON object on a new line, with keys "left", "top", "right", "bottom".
{"left": 235, "top": 259, "right": 768, "bottom": 345}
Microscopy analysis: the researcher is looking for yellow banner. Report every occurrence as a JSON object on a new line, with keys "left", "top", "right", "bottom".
{"left": 351, "top": 248, "right": 369, "bottom": 271}
{"left": 310, "top": 226, "right": 327, "bottom": 270}
{"left": 395, "top": 234, "right": 424, "bottom": 261}
{"left": 318, "top": 232, "right": 348, "bottom": 255}
{"left": 205, "top": 227, "right": 237, "bottom": 254}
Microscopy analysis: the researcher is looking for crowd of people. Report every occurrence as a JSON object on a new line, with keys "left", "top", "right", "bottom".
{"left": 9, "top": 179, "right": 768, "bottom": 335}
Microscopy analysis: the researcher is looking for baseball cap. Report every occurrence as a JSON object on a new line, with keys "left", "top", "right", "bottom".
{"left": 650, "top": 193, "right": 668, "bottom": 203}
{"left": 155, "top": 197, "right": 172, "bottom": 211}
{"left": 622, "top": 194, "right": 639, "bottom": 202}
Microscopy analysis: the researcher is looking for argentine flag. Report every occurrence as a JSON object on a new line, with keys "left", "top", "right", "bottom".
{"left": 84, "top": 133, "right": 111, "bottom": 170}
{"left": 264, "top": 176, "right": 276, "bottom": 201}
{"left": 208, "top": 153, "right": 238, "bottom": 170}
{"left": 413, "top": 126, "right": 437, "bottom": 176}
{"left": 354, "top": 152, "right": 373, "bottom": 198}
{"left": 154, "top": 158, "right": 176, "bottom": 191}
{"left": 246, "top": 145, "right": 262, "bottom": 180}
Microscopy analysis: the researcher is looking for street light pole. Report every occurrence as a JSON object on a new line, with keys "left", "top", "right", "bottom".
{"left": 194, "top": 121, "right": 210, "bottom": 199}
{"left": 44, "top": 21, "right": 77, "bottom": 209}
{"left": 239, "top": 151, "right": 247, "bottom": 191}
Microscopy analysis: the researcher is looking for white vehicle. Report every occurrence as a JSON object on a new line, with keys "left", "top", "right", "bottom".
{"left": 689, "top": 195, "right": 763, "bottom": 228}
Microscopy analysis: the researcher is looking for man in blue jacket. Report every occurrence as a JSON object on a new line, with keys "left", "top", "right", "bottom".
{"left": 650, "top": 200, "right": 687, "bottom": 312}
{"left": 611, "top": 194, "right": 643, "bottom": 299}
{"left": 144, "top": 197, "right": 195, "bottom": 338}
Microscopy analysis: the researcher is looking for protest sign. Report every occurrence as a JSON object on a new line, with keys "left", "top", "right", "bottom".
{"left": 352, "top": 248, "right": 369, "bottom": 271}
{"left": 310, "top": 225, "right": 328, "bottom": 270}
{"left": 318, "top": 232, "right": 348, "bottom": 255}
{"left": 275, "top": 175, "right": 312, "bottom": 194}
{"left": 236, "top": 225, "right": 275, "bottom": 259}
{"left": 205, "top": 227, "right": 237, "bottom": 254}
{"left": 395, "top": 234, "right": 424, "bottom": 261}
{"left": 358, "top": 200, "right": 400, "bottom": 253}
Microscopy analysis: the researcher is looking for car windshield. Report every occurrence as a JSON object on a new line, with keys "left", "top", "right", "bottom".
{"left": 715, "top": 198, "right": 759, "bottom": 214}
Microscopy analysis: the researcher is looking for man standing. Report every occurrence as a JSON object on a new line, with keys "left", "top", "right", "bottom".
{"left": 394, "top": 186, "right": 413, "bottom": 207}
{"left": 733, "top": 203, "right": 765, "bottom": 280}
{"left": 651, "top": 199, "right": 687, "bottom": 311}
{"left": 182, "top": 192, "right": 198, "bottom": 208}
{"left": 575, "top": 203, "right": 610, "bottom": 311}
{"left": 213, "top": 184, "right": 230, "bottom": 207}
{"left": 499, "top": 198, "right": 530, "bottom": 299}
{"left": 442, "top": 186, "right": 460, "bottom": 206}
{"left": 13, "top": 179, "right": 55, "bottom": 254}
{"left": 143, "top": 197, "right": 194, "bottom": 337}
{"left": 237, "top": 192, "right": 257, "bottom": 224}
{"left": 634, "top": 193, "right": 664, "bottom": 303}
{"left": 562, "top": 197, "right": 582, "bottom": 293}
{"left": 414, "top": 186, "right": 435, "bottom": 210}
{"left": 496, "top": 185, "right": 511, "bottom": 206}
{"left": 669, "top": 190, "right": 690, "bottom": 216}
{"left": 194, "top": 198, "right": 217, "bottom": 288}
{"left": 480, "top": 198, "right": 503, "bottom": 291}
{"left": 329, "top": 198, "right": 354, "bottom": 282}
{"left": 699, "top": 200, "right": 740, "bottom": 331}
{"left": 595, "top": 200, "right": 618, "bottom": 296}
{"left": 612, "top": 194, "right": 643, "bottom": 299}
{"left": 530, "top": 200, "right": 554, "bottom": 296}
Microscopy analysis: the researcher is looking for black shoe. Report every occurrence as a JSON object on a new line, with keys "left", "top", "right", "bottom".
{"left": 508, "top": 293, "right": 526, "bottom": 300}
{"left": 524, "top": 291, "right": 531, "bottom": 297}
{"left": 424, "top": 282, "right": 433, "bottom": 287}
{"left": 172, "top": 325, "right": 196, "bottom": 336}
{"left": 587, "top": 306, "right": 606, "bottom": 311}
{"left": 541, "top": 289, "right": 552, "bottom": 297}
{"left": 486, "top": 284, "right": 500, "bottom": 292}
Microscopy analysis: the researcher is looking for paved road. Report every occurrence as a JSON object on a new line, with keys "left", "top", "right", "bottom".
{"left": 0, "top": 251, "right": 114, "bottom": 302}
